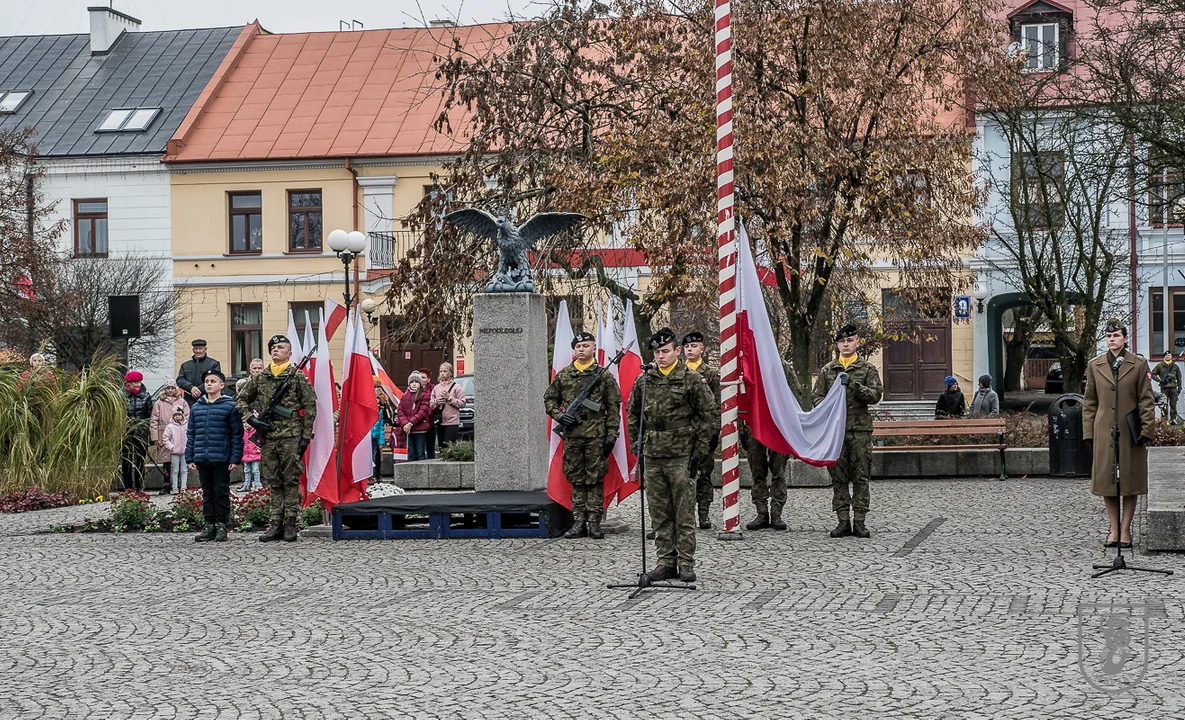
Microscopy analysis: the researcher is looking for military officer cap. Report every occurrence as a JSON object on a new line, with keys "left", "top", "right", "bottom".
{"left": 649, "top": 327, "right": 677, "bottom": 349}
{"left": 202, "top": 369, "right": 226, "bottom": 383}
{"left": 267, "top": 334, "right": 291, "bottom": 350}
{"left": 571, "top": 331, "right": 596, "bottom": 348}
{"left": 834, "top": 323, "right": 859, "bottom": 341}
{"left": 682, "top": 331, "right": 704, "bottom": 345}
{"left": 1104, "top": 318, "right": 1127, "bottom": 336}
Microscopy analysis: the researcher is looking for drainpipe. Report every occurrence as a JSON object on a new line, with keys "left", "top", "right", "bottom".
{"left": 1130, "top": 134, "right": 1139, "bottom": 355}
{"left": 346, "top": 158, "right": 361, "bottom": 312}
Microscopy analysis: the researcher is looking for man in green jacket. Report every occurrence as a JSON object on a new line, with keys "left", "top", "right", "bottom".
{"left": 627, "top": 327, "right": 715, "bottom": 583}
{"left": 235, "top": 335, "right": 317, "bottom": 542}
{"left": 1151, "top": 350, "right": 1181, "bottom": 423}
{"left": 812, "top": 323, "right": 883, "bottom": 539}
{"left": 544, "top": 331, "right": 622, "bottom": 540}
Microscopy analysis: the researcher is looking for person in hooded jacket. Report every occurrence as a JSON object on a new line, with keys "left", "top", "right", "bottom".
{"left": 121, "top": 371, "right": 153, "bottom": 490}
{"left": 935, "top": 376, "right": 966, "bottom": 419}
{"left": 970, "top": 375, "right": 1000, "bottom": 417}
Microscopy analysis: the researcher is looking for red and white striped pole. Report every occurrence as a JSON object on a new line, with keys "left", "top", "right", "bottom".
{"left": 715, "top": 0, "right": 742, "bottom": 537}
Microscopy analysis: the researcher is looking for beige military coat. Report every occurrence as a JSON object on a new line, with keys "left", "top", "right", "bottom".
{"left": 1082, "top": 349, "right": 1157, "bottom": 496}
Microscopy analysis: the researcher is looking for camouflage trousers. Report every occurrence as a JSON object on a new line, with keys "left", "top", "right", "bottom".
{"left": 645, "top": 455, "right": 696, "bottom": 569}
{"left": 829, "top": 431, "right": 873, "bottom": 519}
{"left": 747, "top": 435, "right": 787, "bottom": 514}
{"left": 1167, "top": 389, "right": 1180, "bottom": 421}
{"left": 260, "top": 435, "right": 304, "bottom": 524}
{"left": 563, "top": 437, "right": 607, "bottom": 522}
{"left": 691, "top": 454, "right": 714, "bottom": 514}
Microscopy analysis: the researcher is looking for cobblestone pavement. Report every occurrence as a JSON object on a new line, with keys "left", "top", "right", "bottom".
{"left": 2, "top": 479, "right": 1183, "bottom": 719}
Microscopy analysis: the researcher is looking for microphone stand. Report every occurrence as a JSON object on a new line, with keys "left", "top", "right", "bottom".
{"left": 1092, "top": 354, "right": 1172, "bottom": 579}
{"left": 608, "top": 365, "right": 697, "bottom": 599}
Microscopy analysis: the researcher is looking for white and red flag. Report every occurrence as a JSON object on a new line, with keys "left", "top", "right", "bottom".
{"left": 597, "top": 299, "right": 637, "bottom": 507}
{"left": 370, "top": 352, "right": 403, "bottom": 406}
{"left": 324, "top": 297, "right": 348, "bottom": 341}
{"left": 301, "top": 311, "right": 315, "bottom": 377}
{"left": 303, "top": 308, "right": 339, "bottom": 508}
{"left": 736, "top": 223, "right": 847, "bottom": 465}
{"left": 612, "top": 300, "right": 642, "bottom": 503}
{"left": 286, "top": 310, "right": 305, "bottom": 365}
{"left": 337, "top": 309, "right": 379, "bottom": 502}
{"left": 545, "top": 300, "right": 575, "bottom": 509}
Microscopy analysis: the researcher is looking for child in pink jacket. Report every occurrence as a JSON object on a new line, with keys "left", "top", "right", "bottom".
{"left": 162, "top": 408, "right": 189, "bottom": 492}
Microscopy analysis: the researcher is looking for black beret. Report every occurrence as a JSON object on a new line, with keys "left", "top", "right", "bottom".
{"left": 268, "top": 334, "right": 291, "bottom": 350}
{"left": 682, "top": 331, "right": 705, "bottom": 345}
{"left": 1104, "top": 318, "right": 1127, "bottom": 336}
{"left": 191, "top": 339, "right": 207, "bottom": 347}
{"left": 202, "top": 369, "right": 226, "bottom": 383}
{"left": 834, "top": 323, "right": 859, "bottom": 341}
{"left": 649, "top": 327, "right": 677, "bottom": 349}
{"left": 571, "top": 331, "right": 596, "bottom": 348}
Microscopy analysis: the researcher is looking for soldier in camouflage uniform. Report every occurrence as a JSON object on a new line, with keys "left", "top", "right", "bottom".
{"left": 627, "top": 327, "right": 715, "bottom": 583}
{"left": 235, "top": 335, "right": 316, "bottom": 542}
{"left": 812, "top": 323, "right": 883, "bottom": 539}
{"left": 682, "top": 332, "right": 720, "bottom": 529}
{"left": 744, "top": 361, "right": 795, "bottom": 532}
{"left": 544, "top": 331, "right": 623, "bottom": 540}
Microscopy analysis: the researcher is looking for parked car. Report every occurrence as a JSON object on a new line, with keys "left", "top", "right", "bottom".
{"left": 454, "top": 374, "right": 475, "bottom": 439}
{"left": 1044, "top": 362, "right": 1086, "bottom": 395}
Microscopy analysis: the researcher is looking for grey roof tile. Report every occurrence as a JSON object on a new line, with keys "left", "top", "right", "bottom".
{"left": 0, "top": 26, "right": 240, "bottom": 157}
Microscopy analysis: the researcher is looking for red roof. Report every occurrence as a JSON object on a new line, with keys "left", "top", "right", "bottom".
{"left": 165, "top": 22, "right": 510, "bottom": 162}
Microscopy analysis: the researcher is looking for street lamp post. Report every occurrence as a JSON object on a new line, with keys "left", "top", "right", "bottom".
{"left": 327, "top": 229, "right": 368, "bottom": 313}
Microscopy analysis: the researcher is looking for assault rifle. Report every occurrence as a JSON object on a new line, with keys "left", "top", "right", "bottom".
{"left": 554, "top": 343, "right": 632, "bottom": 439}
{"left": 246, "top": 346, "right": 316, "bottom": 447}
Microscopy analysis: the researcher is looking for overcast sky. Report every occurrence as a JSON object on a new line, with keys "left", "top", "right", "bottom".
{"left": 3, "top": 0, "right": 547, "bottom": 36}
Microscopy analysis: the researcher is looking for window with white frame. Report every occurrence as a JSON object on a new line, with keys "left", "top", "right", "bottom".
{"left": 0, "top": 91, "right": 32, "bottom": 113}
{"left": 96, "top": 107, "right": 161, "bottom": 132}
{"left": 1021, "top": 23, "right": 1059, "bottom": 72}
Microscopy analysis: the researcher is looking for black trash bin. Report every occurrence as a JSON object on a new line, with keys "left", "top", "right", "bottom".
{"left": 1049, "top": 393, "right": 1091, "bottom": 476}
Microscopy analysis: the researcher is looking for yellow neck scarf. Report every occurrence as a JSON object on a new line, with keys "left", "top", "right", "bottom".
{"left": 659, "top": 362, "right": 677, "bottom": 376}
{"left": 839, "top": 354, "right": 857, "bottom": 370}
{"left": 270, "top": 361, "right": 291, "bottom": 376}
{"left": 573, "top": 359, "right": 595, "bottom": 372}
{"left": 686, "top": 359, "right": 703, "bottom": 372}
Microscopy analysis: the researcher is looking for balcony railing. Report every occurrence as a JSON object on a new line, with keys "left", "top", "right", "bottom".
{"left": 368, "top": 228, "right": 422, "bottom": 270}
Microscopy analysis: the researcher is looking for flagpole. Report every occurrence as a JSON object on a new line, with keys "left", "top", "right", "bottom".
{"left": 715, "top": 0, "right": 743, "bottom": 539}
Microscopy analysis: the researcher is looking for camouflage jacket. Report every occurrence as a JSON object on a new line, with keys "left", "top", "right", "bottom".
{"left": 1152, "top": 361, "right": 1181, "bottom": 390}
{"left": 812, "top": 356, "right": 883, "bottom": 433}
{"left": 235, "top": 365, "right": 317, "bottom": 441}
{"left": 686, "top": 360, "right": 720, "bottom": 458}
{"left": 626, "top": 361, "right": 715, "bottom": 458}
{"left": 543, "top": 363, "right": 622, "bottom": 442}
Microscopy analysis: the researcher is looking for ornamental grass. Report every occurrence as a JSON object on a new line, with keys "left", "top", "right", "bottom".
{"left": 0, "top": 355, "right": 124, "bottom": 499}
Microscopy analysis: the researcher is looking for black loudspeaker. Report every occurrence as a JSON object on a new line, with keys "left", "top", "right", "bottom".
{"left": 108, "top": 295, "right": 141, "bottom": 339}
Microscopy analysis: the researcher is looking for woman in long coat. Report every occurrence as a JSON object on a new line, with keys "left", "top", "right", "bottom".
{"left": 1082, "top": 320, "right": 1157, "bottom": 548}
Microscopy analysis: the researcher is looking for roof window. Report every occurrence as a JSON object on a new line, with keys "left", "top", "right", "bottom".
{"left": 97, "top": 107, "right": 160, "bottom": 132}
{"left": 0, "top": 91, "right": 32, "bottom": 114}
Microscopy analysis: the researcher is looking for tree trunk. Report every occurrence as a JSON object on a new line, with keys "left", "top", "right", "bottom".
{"left": 1057, "top": 342, "right": 1088, "bottom": 396}
{"left": 790, "top": 322, "right": 816, "bottom": 410}
{"left": 1003, "top": 307, "right": 1041, "bottom": 392}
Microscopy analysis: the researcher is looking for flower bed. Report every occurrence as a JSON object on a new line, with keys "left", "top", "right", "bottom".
{"left": 0, "top": 488, "right": 78, "bottom": 513}
{"left": 50, "top": 488, "right": 284, "bottom": 534}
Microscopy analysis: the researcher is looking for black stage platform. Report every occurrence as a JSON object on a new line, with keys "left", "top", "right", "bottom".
{"left": 332, "top": 491, "right": 572, "bottom": 540}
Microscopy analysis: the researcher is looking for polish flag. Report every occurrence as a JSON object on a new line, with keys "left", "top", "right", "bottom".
{"left": 613, "top": 300, "right": 642, "bottom": 502}
{"left": 337, "top": 309, "right": 379, "bottom": 501}
{"left": 286, "top": 310, "right": 305, "bottom": 365}
{"left": 545, "top": 300, "right": 575, "bottom": 509}
{"left": 597, "top": 299, "right": 635, "bottom": 507}
{"left": 370, "top": 352, "right": 403, "bottom": 405}
{"left": 302, "top": 311, "right": 316, "bottom": 377}
{"left": 324, "top": 297, "right": 348, "bottom": 341}
{"left": 596, "top": 304, "right": 606, "bottom": 365}
{"left": 736, "top": 223, "right": 847, "bottom": 465}
{"left": 304, "top": 308, "right": 339, "bottom": 508}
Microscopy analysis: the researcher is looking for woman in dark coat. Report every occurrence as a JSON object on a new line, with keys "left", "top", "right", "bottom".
{"left": 934, "top": 376, "right": 966, "bottom": 418}
{"left": 121, "top": 371, "right": 154, "bottom": 490}
{"left": 1082, "top": 320, "right": 1156, "bottom": 548}
{"left": 397, "top": 372, "right": 433, "bottom": 462}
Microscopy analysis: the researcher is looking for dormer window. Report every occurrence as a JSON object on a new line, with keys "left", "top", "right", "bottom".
{"left": 96, "top": 107, "right": 160, "bottom": 132}
{"left": 0, "top": 91, "right": 32, "bottom": 114}
{"left": 1021, "top": 23, "right": 1059, "bottom": 72}
{"left": 1009, "top": 1, "right": 1073, "bottom": 74}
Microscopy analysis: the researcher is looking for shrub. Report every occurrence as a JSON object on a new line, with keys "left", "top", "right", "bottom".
{"left": 170, "top": 489, "right": 205, "bottom": 528}
{"left": 299, "top": 499, "right": 324, "bottom": 529}
{"left": 110, "top": 489, "right": 157, "bottom": 531}
{"left": 0, "top": 488, "right": 77, "bottom": 513}
{"left": 233, "top": 487, "right": 271, "bottom": 529}
{"left": 1149, "top": 421, "right": 1185, "bottom": 447}
{"left": 440, "top": 440, "right": 475, "bottom": 462}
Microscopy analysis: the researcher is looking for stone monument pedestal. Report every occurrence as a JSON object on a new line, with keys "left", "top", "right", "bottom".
{"left": 473, "top": 293, "right": 549, "bottom": 492}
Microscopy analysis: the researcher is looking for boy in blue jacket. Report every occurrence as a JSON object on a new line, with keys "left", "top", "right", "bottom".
{"left": 187, "top": 370, "right": 243, "bottom": 542}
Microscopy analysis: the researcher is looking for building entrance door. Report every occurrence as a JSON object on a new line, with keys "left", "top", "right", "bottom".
{"left": 881, "top": 290, "right": 952, "bottom": 401}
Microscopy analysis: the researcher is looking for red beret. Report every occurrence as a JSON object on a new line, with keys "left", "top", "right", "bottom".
{"left": 124, "top": 371, "right": 143, "bottom": 383}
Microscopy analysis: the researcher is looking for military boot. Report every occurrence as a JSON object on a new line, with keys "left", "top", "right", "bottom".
{"left": 282, "top": 519, "right": 299, "bottom": 542}
{"left": 746, "top": 503, "right": 770, "bottom": 531}
{"left": 698, "top": 508, "right": 712, "bottom": 530}
{"left": 852, "top": 516, "right": 871, "bottom": 539}
{"left": 646, "top": 530, "right": 656, "bottom": 540}
{"left": 587, "top": 518, "right": 605, "bottom": 540}
{"left": 645, "top": 564, "right": 678, "bottom": 582}
{"left": 214, "top": 523, "right": 228, "bottom": 542}
{"left": 770, "top": 506, "right": 787, "bottom": 531}
{"left": 259, "top": 523, "right": 284, "bottom": 542}
{"left": 830, "top": 512, "right": 853, "bottom": 538}
{"left": 564, "top": 512, "right": 587, "bottom": 539}
{"left": 678, "top": 564, "right": 696, "bottom": 583}
{"left": 194, "top": 524, "right": 217, "bottom": 543}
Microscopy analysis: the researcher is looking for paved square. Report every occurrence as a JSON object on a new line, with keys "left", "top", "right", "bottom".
{"left": 2, "top": 479, "right": 1183, "bottom": 719}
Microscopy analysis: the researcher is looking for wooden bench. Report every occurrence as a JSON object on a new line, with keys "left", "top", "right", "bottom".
{"left": 872, "top": 418, "right": 1008, "bottom": 480}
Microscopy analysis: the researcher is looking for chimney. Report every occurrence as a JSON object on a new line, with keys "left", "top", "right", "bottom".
{"left": 88, "top": 5, "right": 141, "bottom": 55}
{"left": 429, "top": 19, "right": 457, "bottom": 28}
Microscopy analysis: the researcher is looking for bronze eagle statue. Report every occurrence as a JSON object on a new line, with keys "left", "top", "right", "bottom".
{"left": 443, "top": 209, "right": 586, "bottom": 293}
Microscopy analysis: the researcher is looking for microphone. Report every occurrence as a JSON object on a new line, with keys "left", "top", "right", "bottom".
{"left": 1113, "top": 355, "right": 1124, "bottom": 371}
{"left": 640, "top": 363, "right": 655, "bottom": 371}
